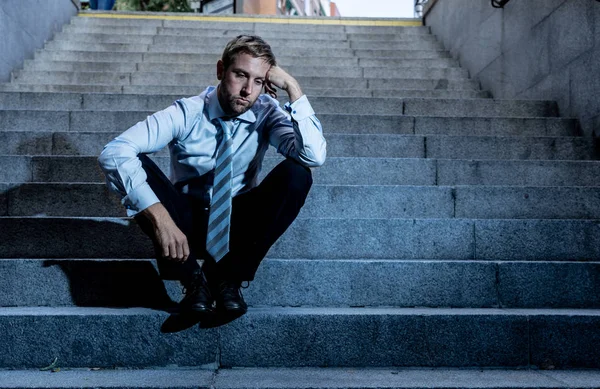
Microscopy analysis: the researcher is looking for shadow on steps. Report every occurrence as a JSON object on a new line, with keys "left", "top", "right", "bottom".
{"left": 42, "top": 259, "right": 176, "bottom": 310}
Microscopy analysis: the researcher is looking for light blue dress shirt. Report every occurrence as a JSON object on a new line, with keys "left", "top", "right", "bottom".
{"left": 98, "top": 86, "right": 327, "bottom": 216}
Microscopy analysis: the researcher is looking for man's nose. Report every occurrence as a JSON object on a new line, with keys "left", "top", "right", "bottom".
{"left": 241, "top": 80, "right": 252, "bottom": 96}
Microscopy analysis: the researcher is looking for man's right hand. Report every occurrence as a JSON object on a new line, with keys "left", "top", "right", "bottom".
{"left": 142, "top": 202, "right": 190, "bottom": 263}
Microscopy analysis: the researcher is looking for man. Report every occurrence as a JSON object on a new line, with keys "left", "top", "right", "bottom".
{"left": 98, "top": 35, "right": 326, "bottom": 330}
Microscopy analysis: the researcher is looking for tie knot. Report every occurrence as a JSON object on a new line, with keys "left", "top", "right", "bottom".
{"left": 216, "top": 118, "right": 234, "bottom": 137}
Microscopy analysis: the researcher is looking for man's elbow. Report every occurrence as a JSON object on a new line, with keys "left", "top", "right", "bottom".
{"left": 98, "top": 146, "right": 111, "bottom": 171}
{"left": 301, "top": 147, "right": 326, "bottom": 168}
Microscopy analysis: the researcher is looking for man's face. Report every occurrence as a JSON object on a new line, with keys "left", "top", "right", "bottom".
{"left": 216, "top": 52, "right": 271, "bottom": 117}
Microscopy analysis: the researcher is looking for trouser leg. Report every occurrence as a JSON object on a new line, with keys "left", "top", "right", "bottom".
{"left": 203, "top": 158, "right": 313, "bottom": 282}
{"left": 133, "top": 154, "right": 201, "bottom": 285}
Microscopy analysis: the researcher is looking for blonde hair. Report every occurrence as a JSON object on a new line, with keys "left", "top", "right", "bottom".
{"left": 221, "top": 35, "right": 277, "bottom": 70}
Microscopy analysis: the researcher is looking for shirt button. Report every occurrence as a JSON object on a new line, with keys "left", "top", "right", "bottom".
{"left": 293, "top": 110, "right": 297, "bottom": 114}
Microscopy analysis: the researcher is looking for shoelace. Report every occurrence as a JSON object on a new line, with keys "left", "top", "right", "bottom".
{"left": 182, "top": 270, "right": 209, "bottom": 296}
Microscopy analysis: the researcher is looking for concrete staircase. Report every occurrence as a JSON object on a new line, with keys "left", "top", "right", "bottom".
{"left": 0, "top": 12, "right": 599, "bottom": 388}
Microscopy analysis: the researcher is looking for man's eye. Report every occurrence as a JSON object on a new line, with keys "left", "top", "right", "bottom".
{"left": 255, "top": 80, "right": 264, "bottom": 85}
{"left": 236, "top": 73, "right": 246, "bottom": 78}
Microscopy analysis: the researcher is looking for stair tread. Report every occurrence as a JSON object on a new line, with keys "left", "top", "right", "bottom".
{"left": 2, "top": 367, "right": 599, "bottom": 389}
{"left": 2, "top": 306, "right": 600, "bottom": 315}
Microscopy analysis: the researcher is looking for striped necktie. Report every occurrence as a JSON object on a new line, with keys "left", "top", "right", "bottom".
{"left": 206, "top": 118, "right": 235, "bottom": 262}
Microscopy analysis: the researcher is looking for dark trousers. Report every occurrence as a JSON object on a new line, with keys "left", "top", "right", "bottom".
{"left": 134, "top": 155, "right": 312, "bottom": 286}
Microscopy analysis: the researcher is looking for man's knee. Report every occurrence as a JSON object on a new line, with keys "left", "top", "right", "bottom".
{"left": 276, "top": 158, "right": 313, "bottom": 195}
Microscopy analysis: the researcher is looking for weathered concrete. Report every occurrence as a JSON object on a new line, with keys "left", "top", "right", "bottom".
{"left": 424, "top": 0, "right": 600, "bottom": 136}
{"left": 3, "top": 367, "right": 599, "bottom": 389}
{"left": 2, "top": 258, "right": 598, "bottom": 309}
{"left": 0, "top": 0, "right": 77, "bottom": 82}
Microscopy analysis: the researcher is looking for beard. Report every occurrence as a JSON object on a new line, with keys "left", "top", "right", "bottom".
{"left": 218, "top": 85, "right": 255, "bottom": 116}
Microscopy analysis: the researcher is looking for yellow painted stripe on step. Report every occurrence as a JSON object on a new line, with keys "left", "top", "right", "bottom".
{"left": 78, "top": 13, "right": 423, "bottom": 27}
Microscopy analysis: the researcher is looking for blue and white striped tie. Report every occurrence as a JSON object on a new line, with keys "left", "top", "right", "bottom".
{"left": 206, "top": 119, "right": 235, "bottom": 262}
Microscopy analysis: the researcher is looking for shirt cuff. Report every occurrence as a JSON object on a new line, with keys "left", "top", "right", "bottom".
{"left": 284, "top": 95, "right": 315, "bottom": 121}
{"left": 122, "top": 182, "right": 160, "bottom": 217}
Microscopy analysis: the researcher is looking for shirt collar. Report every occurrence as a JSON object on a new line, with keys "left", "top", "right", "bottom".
{"left": 206, "top": 85, "right": 257, "bottom": 124}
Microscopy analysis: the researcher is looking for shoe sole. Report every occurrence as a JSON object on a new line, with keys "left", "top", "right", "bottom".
{"left": 198, "top": 308, "right": 247, "bottom": 329}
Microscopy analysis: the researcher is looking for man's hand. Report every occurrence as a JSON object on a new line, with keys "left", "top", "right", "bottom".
{"left": 265, "top": 66, "right": 303, "bottom": 103}
{"left": 142, "top": 202, "right": 190, "bottom": 263}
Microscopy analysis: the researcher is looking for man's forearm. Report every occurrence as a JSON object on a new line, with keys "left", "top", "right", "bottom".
{"left": 141, "top": 202, "right": 170, "bottom": 226}
{"left": 284, "top": 78, "right": 303, "bottom": 103}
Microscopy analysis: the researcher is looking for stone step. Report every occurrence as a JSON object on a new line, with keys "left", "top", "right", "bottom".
{"left": 0, "top": 83, "right": 125, "bottom": 94}
{"left": 70, "top": 16, "right": 432, "bottom": 34}
{"left": 42, "top": 40, "right": 364, "bottom": 57}
{"left": 22, "top": 59, "right": 461, "bottom": 74}
{"left": 3, "top": 156, "right": 600, "bottom": 187}
{"left": 32, "top": 50, "right": 366, "bottom": 66}
{"left": 5, "top": 183, "right": 600, "bottom": 220}
{"left": 1, "top": 76, "right": 481, "bottom": 92}
{"left": 11, "top": 69, "right": 471, "bottom": 87}
{"left": 41, "top": 42, "right": 455, "bottom": 61}
{"left": 33, "top": 49, "right": 453, "bottom": 63}
{"left": 19, "top": 63, "right": 466, "bottom": 81}
{"left": 358, "top": 57, "right": 458, "bottom": 67}
{"left": 59, "top": 28, "right": 332, "bottom": 42}
{"left": 1, "top": 216, "right": 600, "bottom": 260}
{"left": 2, "top": 367, "right": 599, "bottom": 389}
{"left": 350, "top": 40, "right": 443, "bottom": 50}
{"left": 61, "top": 24, "right": 330, "bottom": 41}
{"left": 0, "top": 130, "right": 595, "bottom": 161}
{"left": 33, "top": 62, "right": 465, "bottom": 80}
{"left": 51, "top": 35, "right": 372, "bottom": 50}
{"left": 2, "top": 258, "right": 598, "bottom": 309}
{"left": 0, "top": 98, "right": 556, "bottom": 123}
{"left": 0, "top": 306, "right": 598, "bottom": 368}
{"left": 0, "top": 90, "right": 490, "bottom": 109}
{"left": 54, "top": 31, "right": 441, "bottom": 45}
{"left": 19, "top": 61, "right": 357, "bottom": 78}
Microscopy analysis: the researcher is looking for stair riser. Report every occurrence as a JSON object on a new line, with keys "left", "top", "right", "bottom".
{"left": 6, "top": 184, "right": 600, "bottom": 220}
{"left": 33, "top": 51, "right": 364, "bottom": 66}
{"left": 2, "top": 96, "right": 575, "bottom": 135}
{"left": 0, "top": 308, "right": 598, "bottom": 368}
{"left": 22, "top": 62, "right": 366, "bottom": 78}
{"left": 0, "top": 98, "right": 557, "bottom": 125}
{"left": 0, "top": 310, "right": 218, "bottom": 368}
{"left": 70, "top": 18, "right": 431, "bottom": 34}
{"left": 1, "top": 218, "right": 600, "bottom": 260}
{"left": 2, "top": 78, "right": 480, "bottom": 93}
{"left": 2, "top": 130, "right": 593, "bottom": 161}
{"left": 437, "top": 159, "right": 600, "bottom": 186}
{"left": 359, "top": 58, "right": 459, "bottom": 67}
{"left": 23, "top": 61, "right": 464, "bottom": 75}
{"left": 43, "top": 43, "right": 455, "bottom": 59}
{"left": 3, "top": 157, "right": 600, "bottom": 188}
{"left": 1, "top": 259, "right": 598, "bottom": 309}
{"left": 58, "top": 29, "right": 338, "bottom": 42}
{"left": 3, "top": 157, "right": 441, "bottom": 185}
{"left": 61, "top": 26, "right": 437, "bottom": 42}
{"left": 54, "top": 32, "right": 441, "bottom": 46}
{"left": 51, "top": 35, "right": 366, "bottom": 50}
{"left": 34, "top": 49, "right": 452, "bottom": 63}
{"left": 12, "top": 70, "right": 470, "bottom": 86}
{"left": 221, "top": 311, "right": 599, "bottom": 368}
{"left": 43, "top": 41, "right": 364, "bottom": 57}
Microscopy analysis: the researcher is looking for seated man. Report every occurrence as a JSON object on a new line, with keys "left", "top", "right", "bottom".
{"left": 98, "top": 35, "right": 326, "bottom": 329}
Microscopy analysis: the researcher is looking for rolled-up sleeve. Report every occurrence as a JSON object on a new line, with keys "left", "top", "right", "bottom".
{"left": 98, "top": 100, "right": 187, "bottom": 216}
{"left": 268, "top": 95, "right": 327, "bottom": 167}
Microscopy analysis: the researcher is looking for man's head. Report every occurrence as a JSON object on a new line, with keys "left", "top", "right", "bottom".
{"left": 216, "top": 35, "right": 277, "bottom": 117}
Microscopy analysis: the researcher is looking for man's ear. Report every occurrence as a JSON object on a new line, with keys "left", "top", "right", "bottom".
{"left": 216, "top": 60, "right": 224, "bottom": 81}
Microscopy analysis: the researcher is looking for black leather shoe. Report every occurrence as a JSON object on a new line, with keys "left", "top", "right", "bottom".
{"left": 216, "top": 281, "right": 248, "bottom": 314}
{"left": 180, "top": 269, "right": 215, "bottom": 315}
